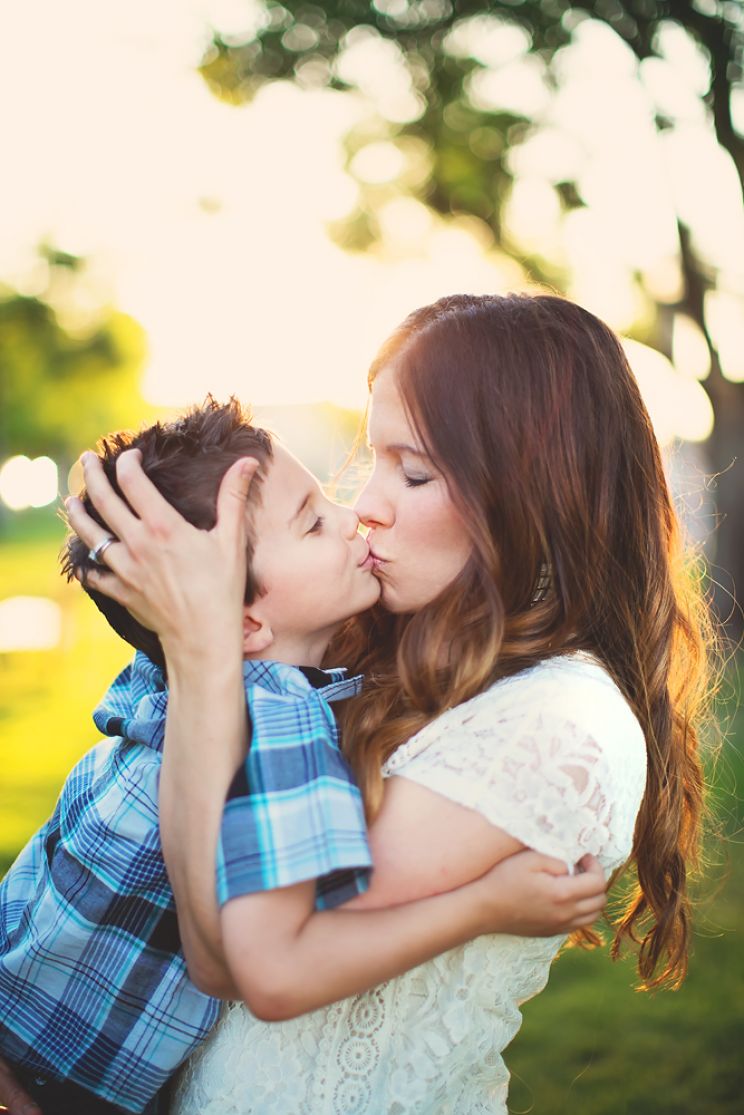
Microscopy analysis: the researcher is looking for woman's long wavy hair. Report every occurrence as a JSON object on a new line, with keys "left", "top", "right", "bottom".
{"left": 331, "top": 292, "right": 714, "bottom": 990}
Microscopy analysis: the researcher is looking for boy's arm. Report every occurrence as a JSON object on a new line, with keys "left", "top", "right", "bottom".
{"left": 220, "top": 848, "right": 606, "bottom": 1021}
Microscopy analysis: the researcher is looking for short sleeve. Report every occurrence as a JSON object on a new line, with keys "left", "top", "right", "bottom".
{"left": 217, "top": 688, "right": 371, "bottom": 910}
{"left": 386, "top": 664, "right": 647, "bottom": 872}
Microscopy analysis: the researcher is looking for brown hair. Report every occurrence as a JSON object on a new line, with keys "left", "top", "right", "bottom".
{"left": 332, "top": 292, "right": 713, "bottom": 989}
{"left": 61, "top": 396, "right": 273, "bottom": 670}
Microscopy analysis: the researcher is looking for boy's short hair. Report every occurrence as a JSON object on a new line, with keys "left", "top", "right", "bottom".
{"left": 61, "top": 396, "right": 273, "bottom": 670}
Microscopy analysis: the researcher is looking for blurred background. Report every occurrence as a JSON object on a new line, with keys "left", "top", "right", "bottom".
{"left": 1, "top": 2, "right": 742, "bottom": 1112}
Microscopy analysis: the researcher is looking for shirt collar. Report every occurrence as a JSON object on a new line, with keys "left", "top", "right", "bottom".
{"left": 241, "top": 659, "right": 363, "bottom": 703}
{"left": 93, "top": 653, "right": 364, "bottom": 754}
{"left": 92, "top": 651, "right": 168, "bottom": 751}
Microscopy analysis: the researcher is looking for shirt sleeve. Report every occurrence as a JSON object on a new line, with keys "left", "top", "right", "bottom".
{"left": 217, "top": 687, "right": 372, "bottom": 910}
{"left": 387, "top": 677, "right": 647, "bottom": 873}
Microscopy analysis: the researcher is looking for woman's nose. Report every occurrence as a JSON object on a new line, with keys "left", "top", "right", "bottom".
{"left": 354, "top": 474, "right": 393, "bottom": 529}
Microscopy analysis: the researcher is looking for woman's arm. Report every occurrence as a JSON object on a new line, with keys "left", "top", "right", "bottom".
{"left": 158, "top": 650, "right": 247, "bottom": 996}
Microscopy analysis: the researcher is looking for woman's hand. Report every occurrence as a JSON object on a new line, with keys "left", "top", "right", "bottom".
{"left": 476, "top": 850, "right": 607, "bottom": 937}
{"left": 65, "top": 450, "right": 259, "bottom": 664}
{"left": 0, "top": 1058, "right": 41, "bottom": 1115}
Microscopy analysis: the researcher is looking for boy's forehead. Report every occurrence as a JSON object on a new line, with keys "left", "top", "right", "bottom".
{"left": 255, "top": 444, "right": 317, "bottom": 530}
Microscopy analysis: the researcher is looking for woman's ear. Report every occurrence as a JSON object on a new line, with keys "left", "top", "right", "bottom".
{"left": 242, "top": 606, "right": 274, "bottom": 656}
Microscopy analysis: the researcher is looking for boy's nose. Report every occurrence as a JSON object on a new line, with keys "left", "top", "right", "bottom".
{"left": 340, "top": 504, "right": 361, "bottom": 539}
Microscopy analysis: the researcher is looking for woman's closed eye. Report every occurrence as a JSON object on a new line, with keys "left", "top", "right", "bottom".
{"left": 403, "top": 473, "right": 433, "bottom": 488}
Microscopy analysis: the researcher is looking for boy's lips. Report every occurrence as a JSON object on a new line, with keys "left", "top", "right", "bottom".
{"left": 368, "top": 549, "right": 388, "bottom": 568}
{"left": 357, "top": 542, "right": 374, "bottom": 569}
{"left": 358, "top": 543, "right": 387, "bottom": 572}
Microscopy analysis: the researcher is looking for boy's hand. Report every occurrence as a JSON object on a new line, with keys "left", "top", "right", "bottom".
{"left": 0, "top": 1058, "right": 41, "bottom": 1115}
{"left": 477, "top": 850, "right": 607, "bottom": 937}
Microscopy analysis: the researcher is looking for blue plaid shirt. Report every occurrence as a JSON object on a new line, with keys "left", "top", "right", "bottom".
{"left": 0, "top": 653, "right": 370, "bottom": 1113}
{"left": 217, "top": 661, "right": 372, "bottom": 907}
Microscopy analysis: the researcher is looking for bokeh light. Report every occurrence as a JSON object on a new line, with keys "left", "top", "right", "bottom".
{"left": 0, "top": 597, "right": 62, "bottom": 652}
{"left": 0, "top": 456, "right": 58, "bottom": 511}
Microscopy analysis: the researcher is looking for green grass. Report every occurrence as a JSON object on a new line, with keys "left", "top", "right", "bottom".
{"left": 1, "top": 528, "right": 743, "bottom": 1113}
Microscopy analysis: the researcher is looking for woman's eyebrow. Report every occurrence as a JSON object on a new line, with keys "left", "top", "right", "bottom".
{"left": 388, "top": 442, "right": 429, "bottom": 458}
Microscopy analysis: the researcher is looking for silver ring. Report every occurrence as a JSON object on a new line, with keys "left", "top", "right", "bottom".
{"left": 88, "top": 535, "right": 117, "bottom": 566}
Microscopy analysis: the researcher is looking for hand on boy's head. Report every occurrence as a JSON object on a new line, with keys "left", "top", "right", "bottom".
{"left": 67, "top": 448, "right": 264, "bottom": 657}
{"left": 216, "top": 456, "right": 261, "bottom": 526}
{"left": 0, "top": 1057, "right": 42, "bottom": 1115}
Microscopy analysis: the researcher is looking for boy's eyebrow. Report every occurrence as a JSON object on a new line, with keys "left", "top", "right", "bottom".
{"left": 289, "top": 492, "right": 312, "bottom": 527}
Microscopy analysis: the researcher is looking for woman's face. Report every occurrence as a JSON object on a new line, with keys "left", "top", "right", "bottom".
{"left": 354, "top": 365, "right": 472, "bottom": 613}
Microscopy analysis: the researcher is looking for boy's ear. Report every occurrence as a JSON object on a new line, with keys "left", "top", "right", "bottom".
{"left": 242, "top": 606, "right": 274, "bottom": 656}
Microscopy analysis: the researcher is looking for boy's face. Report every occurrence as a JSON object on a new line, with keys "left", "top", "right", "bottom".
{"left": 247, "top": 444, "right": 380, "bottom": 662}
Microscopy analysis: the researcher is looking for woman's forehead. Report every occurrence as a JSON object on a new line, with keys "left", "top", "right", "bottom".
{"left": 368, "top": 367, "right": 419, "bottom": 447}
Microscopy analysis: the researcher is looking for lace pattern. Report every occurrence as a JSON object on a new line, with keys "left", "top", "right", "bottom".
{"left": 172, "top": 654, "right": 647, "bottom": 1115}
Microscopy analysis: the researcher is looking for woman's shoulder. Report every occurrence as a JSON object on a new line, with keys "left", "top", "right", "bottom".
{"left": 499, "top": 651, "right": 641, "bottom": 721}
{"left": 384, "top": 652, "right": 645, "bottom": 778}
{"left": 385, "top": 652, "right": 648, "bottom": 869}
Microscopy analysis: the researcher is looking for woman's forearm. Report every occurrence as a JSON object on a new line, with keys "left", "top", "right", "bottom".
{"left": 158, "top": 649, "right": 247, "bottom": 996}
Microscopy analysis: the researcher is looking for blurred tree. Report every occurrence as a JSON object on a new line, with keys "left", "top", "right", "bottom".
{"left": 0, "top": 246, "right": 148, "bottom": 512}
{"left": 198, "top": 0, "right": 744, "bottom": 634}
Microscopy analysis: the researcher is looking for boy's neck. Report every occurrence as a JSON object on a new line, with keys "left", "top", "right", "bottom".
{"left": 244, "top": 629, "right": 336, "bottom": 670}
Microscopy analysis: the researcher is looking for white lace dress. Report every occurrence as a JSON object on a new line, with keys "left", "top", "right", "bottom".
{"left": 171, "top": 653, "right": 647, "bottom": 1115}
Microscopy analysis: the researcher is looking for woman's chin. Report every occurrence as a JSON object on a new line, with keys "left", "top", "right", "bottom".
{"left": 378, "top": 583, "right": 412, "bottom": 614}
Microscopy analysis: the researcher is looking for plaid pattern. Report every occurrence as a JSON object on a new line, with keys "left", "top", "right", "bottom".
{"left": 0, "top": 653, "right": 370, "bottom": 1112}
{"left": 217, "top": 660, "right": 372, "bottom": 908}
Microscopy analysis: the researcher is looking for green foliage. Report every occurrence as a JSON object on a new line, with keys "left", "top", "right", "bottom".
{"left": 196, "top": 0, "right": 743, "bottom": 247}
{"left": 0, "top": 248, "right": 149, "bottom": 469}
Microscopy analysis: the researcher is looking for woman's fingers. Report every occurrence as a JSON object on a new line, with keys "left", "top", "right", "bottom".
{"left": 113, "top": 449, "right": 186, "bottom": 533}
{"left": 64, "top": 498, "right": 133, "bottom": 583}
{"left": 79, "top": 452, "right": 142, "bottom": 540}
{"left": 78, "top": 567, "right": 133, "bottom": 607}
{"left": 65, "top": 495, "right": 117, "bottom": 552}
{"left": 215, "top": 457, "right": 261, "bottom": 546}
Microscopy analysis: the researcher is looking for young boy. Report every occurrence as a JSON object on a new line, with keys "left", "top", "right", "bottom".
{"left": 0, "top": 398, "right": 379, "bottom": 1114}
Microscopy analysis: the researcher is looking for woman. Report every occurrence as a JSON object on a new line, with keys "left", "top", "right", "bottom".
{"left": 43, "top": 293, "right": 710, "bottom": 1111}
